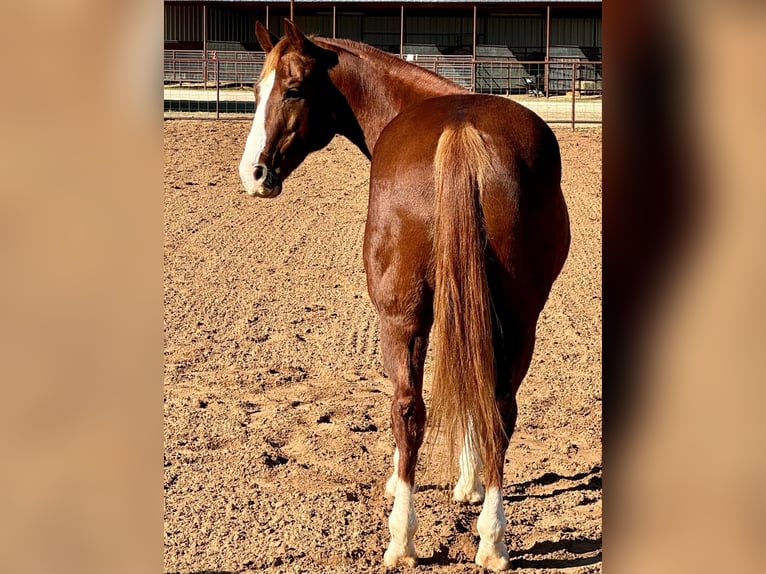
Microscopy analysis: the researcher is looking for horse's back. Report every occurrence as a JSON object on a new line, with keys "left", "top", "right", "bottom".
{"left": 373, "top": 94, "right": 561, "bottom": 185}
{"left": 368, "top": 94, "right": 569, "bottom": 315}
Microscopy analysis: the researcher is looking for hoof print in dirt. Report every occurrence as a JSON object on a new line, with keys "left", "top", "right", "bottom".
{"left": 317, "top": 414, "right": 332, "bottom": 424}
{"left": 261, "top": 452, "right": 289, "bottom": 467}
{"left": 350, "top": 423, "right": 378, "bottom": 433}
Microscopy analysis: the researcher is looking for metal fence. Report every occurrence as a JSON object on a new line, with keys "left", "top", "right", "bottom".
{"left": 164, "top": 50, "right": 601, "bottom": 128}
{"left": 164, "top": 50, "right": 266, "bottom": 85}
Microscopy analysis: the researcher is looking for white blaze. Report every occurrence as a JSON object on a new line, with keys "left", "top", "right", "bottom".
{"left": 239, "top": 70, "right": 276, "bottom": 194}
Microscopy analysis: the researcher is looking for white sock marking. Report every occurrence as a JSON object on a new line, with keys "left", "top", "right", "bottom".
{"left": 239, "top": 70, "right": 275, "bottom": 194}
{"left": 385, "top": 447, "right": 399, "bottom": 498}
{"left": 453, "top": 429, "right": 485, "bottom": 503}
{"left": 475, "top": 486, "right": 511, "bottom": 570}
{"left": 384, "top": 479, "right": 418, "bottom": 567}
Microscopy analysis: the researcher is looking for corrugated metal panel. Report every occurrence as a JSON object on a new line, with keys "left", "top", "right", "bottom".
{"left": 337, "top": 14, "right": 363, "bottom": 41}
{"left": 405, "top": 16, "right": 472, "bottom": 48}
{"left": 485, "top": 15, "right": 542, "bottom": 48}
{"left": 169, "top": 1, "right": 600, "bottom": 5}
{"left": 294, "top": 14, "right": 333, "bottom": 36}
{"left": 164, "top": 3, "right": 600, "bottom": 53}
{"left": 209, "top": 6, "right": 253, "bottom": 43}
{"left": 551, "top": 16, "right": 601, "bottom": 47}
{"left": 165, "top": 5, "right": 203, "bottom": 42}
{"left": 362, "top": 15, "right": 399, "bottom": 49}
{"left": 364, "top": 15, "right": 399, "bottom": 33}
{"left": 593, "top": 17, "right": 602, "bottom": 46}
{"left": 406, "top": 16, "right": 462, "bottom": 36}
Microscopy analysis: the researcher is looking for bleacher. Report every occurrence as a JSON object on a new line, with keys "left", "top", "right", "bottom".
{"left": 402, "top": 44, "right": 473, "bottom": 90}
{"left": 548, "top": 46, "right": 602, "bottom": 94}
{"left": 476, "top": 45, "right": 537, "bottom": 95}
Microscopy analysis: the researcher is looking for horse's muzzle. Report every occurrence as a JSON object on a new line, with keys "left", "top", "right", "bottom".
{"left": 244, "top": 163, "right": 282, "bottom": 198}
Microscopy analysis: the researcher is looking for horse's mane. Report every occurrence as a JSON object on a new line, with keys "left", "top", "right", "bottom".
{"left": 315, "top": 37, "right": 404, "bottom": 66}
{"left": 314, "top": 36, "right": 464, "bottom": 93}
{"left": 261, "top": 34, "right": 464, "bottom": 97}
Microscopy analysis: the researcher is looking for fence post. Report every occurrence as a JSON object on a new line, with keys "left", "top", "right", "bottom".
{"left": 214, "top": 52, "right": 220, "bottom": 120}
{"left": 571, "top": 61, "right": 576, "bottom": 130}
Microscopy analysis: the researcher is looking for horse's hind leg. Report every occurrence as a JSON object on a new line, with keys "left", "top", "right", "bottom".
{"left": 475, "top": 323, "right": 536, "bottom": 571}
{"left": 377, "top": 313, "right": 429, "bottom": 568}
{"left": 474, "top": 414, "right": 513, "bottom": 571}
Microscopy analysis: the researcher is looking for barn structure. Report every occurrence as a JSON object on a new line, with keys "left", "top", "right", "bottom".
{"left": 164, "top": 0, "right": 601, "bottom": 96}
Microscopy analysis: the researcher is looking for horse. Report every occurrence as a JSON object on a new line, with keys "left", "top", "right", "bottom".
{"left": 238, "top": 19, "right": 570, "bottom": 571}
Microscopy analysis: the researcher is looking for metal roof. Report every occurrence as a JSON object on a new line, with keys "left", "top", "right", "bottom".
{"left": 165, "top": 1, "right": 600, "bottom": 4}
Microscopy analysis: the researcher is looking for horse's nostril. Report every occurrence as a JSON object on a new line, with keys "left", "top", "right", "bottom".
{"left": 254, "top": 165, "right": 265, "bottom": 181}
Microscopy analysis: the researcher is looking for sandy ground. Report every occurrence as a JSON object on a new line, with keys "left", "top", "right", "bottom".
{"left": 164, "top": 119, "right": 602, "bottom": 574}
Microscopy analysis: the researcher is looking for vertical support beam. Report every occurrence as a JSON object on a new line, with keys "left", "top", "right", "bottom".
{"left": 472, "top": 4, "right": 477, "bottom": 93}
{"left": 333, "top": 4, "right": 337, "bottom": 38}
{"left": 400, "top": 5, "right": 404, "bottom": 58}
{"left": 216, "top": 56, "right": 220, "bottom": 119}
{"left": 290, "top": 0, "right": 294, "bottom": 21}
{"left": 545, "top": 4, "right": 551, "bottom": 97}
{"left": 265, "top": 4, "right": 269, "bottom": 30}
{"left": 202, "top": 3, "right": 208, "bottom": 86}
{"left": 571, "top": 61, "right": 576, "bottom": 130}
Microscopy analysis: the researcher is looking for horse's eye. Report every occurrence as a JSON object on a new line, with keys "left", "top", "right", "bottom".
{"left": 285, "top": 86, "right": 302, "bottom": 100}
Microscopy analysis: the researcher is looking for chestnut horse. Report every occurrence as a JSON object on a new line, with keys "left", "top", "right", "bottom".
{"left": 239, "top": 20, "right": 570, "bottom": 570}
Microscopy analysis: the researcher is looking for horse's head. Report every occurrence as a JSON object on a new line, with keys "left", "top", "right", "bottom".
{"left": 239, "top": 20, "right": 340, "bottom": 198}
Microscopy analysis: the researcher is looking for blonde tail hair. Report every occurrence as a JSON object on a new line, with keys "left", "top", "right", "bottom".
{"left": 429, "top": 123, "right": 504, "bottom": 485}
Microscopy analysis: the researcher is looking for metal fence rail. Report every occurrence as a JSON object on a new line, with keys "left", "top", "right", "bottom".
{"left": 164, "top": 50, "right": 267, "bottom": 86}
{"left": 164, "top": 50, "right": 601, "bottom": 128}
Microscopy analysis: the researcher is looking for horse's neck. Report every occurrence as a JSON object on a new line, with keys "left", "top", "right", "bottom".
{"left": 327, "top": 45, "right": 463, "bottom": 155}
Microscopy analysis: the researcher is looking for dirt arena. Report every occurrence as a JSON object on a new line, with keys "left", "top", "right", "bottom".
{"left": 164, "top": 119, "right": 602, "bottom": 573}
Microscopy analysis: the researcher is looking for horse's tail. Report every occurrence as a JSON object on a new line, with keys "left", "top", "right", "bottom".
{"left": 429, "top": 123, "right": 504, "bottom": 484}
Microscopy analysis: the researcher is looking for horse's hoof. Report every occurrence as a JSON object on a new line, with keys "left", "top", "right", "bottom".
{"left": 474, "top": 553, "right": 511, "bottom": 570}
{"left": 383, "top": 549, "right": 418, "bottom": 568}
{"left": 453, "top": 482, "right": 485, "bottom": 504}
{"left": 475, "top": 544, "right": 511, "bottom": 571}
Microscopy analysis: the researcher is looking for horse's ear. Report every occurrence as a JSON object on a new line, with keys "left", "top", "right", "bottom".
{"left": 283, "top": 18, "right": 338, "bottom": 69}
{"left": 255, "top": 21, "right": 277, "bottom": 53}
{"left": 283, "top": 19, "right": 306, "bottom": 52}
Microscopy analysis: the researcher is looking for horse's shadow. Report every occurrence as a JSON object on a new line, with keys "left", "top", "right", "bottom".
{"left": 510, "top": 536, "right": 602, "bottom": 569}
{"left": 504, "top": 464, "right": 602, "bottom": 502}
{"left": 420, "top": 536, "right": 602, "bottom": 569}
{"left": 417, "top": 464, "right": 602, "bottom": 500}
{"left": 419, "top": 465, "right": 602, "bottom": 569}
{"left": 507, "top": 465, "right": 602, "bottom": 568}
